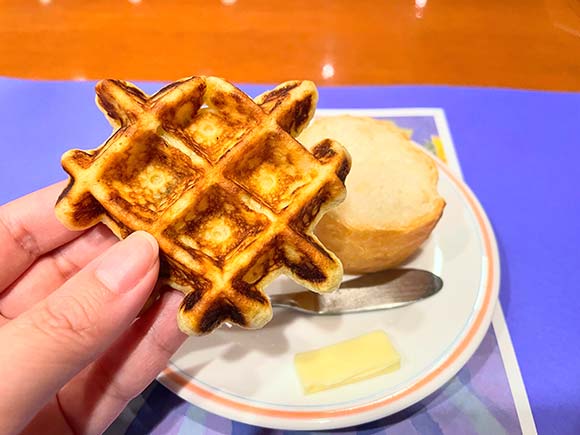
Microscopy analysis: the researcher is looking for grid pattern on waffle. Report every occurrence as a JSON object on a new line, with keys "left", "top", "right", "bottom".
{"left": 56, "top": 77, "right": 350, "bottom": 335}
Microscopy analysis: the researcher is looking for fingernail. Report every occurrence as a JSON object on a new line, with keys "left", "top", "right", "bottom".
{"left": 95, "top": 231, "right": 159, "bottom": 293}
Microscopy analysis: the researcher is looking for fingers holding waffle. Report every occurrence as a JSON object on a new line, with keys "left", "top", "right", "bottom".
{"left": 56, "top": 76, "right": 350, "bottom": 335}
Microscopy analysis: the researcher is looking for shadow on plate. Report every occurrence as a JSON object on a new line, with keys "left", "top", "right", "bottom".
{"left": 169, "top": 304, "right": 344, "bottom": 382}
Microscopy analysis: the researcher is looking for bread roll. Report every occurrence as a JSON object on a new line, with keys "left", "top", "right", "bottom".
{"left": 298, "top": 115, "right": 445, "bottom": 273}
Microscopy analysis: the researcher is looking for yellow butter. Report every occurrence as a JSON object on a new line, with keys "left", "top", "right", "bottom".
{"left": 294, "top": 330, "right": 401, "bottom": 394}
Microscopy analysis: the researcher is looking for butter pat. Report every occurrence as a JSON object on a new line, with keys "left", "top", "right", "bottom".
{"left": 294, "top": 330, "right": 401, "bottom": 394}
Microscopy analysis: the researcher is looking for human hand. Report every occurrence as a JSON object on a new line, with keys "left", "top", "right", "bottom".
{"left": 0, "top": 182, "right": 186, "bottom": 435}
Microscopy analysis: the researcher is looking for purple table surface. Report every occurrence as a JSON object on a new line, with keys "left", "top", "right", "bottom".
{"left": 1, "top": 78, "right": 579, "bottom": 434}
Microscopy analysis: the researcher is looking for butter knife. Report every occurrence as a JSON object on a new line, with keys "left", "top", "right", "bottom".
{"left": 270, "top": 269, "right": 443, "bottom": 314}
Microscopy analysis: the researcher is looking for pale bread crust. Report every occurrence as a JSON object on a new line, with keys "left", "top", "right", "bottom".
{"left": 298, "top": 115, "right": 445, "bottom": 273}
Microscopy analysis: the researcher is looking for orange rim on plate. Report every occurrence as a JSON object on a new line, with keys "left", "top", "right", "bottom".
{"left": 160, "top": 159, "right": 496, "bottom": 420}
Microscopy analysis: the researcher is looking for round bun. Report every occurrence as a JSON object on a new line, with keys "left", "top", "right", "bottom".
{"left": 298, "top": 115, "right": 445, "bottom": 273}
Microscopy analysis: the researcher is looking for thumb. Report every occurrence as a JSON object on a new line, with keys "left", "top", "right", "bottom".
{"left": 0, "top": 231, "right": 159, "bottom": 434}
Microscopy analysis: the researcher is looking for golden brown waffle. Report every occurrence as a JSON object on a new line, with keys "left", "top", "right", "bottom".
{"left": 55, "top": 76, "right": 351, "bottom": 335}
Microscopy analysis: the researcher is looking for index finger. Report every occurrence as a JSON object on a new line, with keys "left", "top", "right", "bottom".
{"left": 0, "top": 180, "right": 87, "bottom": 291}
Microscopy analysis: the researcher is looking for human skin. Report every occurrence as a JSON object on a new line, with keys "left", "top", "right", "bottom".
{"left": 0, "top": 182, "right": 186, "bottom": 435}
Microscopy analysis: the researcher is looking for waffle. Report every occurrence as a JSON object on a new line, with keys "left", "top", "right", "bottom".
{"left": 55, "top": 76, "right": 351, "bottom": 335}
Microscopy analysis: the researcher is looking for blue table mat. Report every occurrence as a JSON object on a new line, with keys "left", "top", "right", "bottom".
{"left": 1, "top": 78, "right": 579, "bottom": 434}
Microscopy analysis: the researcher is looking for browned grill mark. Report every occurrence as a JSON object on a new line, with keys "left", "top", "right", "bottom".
{"left": 109, "top": 79, "right": 147, "bottom": 103}
{"left": 154, "top": 80, "right": 184, "bottom": 97}
{"left": 106, "top": 193, "right": 157, "bottom": 223}
{"left": 337, "top": 157, "right": 351, "bottom": 182}
{"left": 230, "top": 91, "right": 245, "bottom": 106}
{"left": 181, "top": 289, "right": 204, "bottom": 311}
{"left": 260, "top": 82, "right": 300, "bottom": 105}
{"left": 71, "top": 192, "right": 105, "bottom": 227}
{"left": 290, "top": 186, "right": 331, "bottom": 231}
{"left": 73, "top": 150, "right": 94, "bottom": 169}
{"left": 159, "top": 256, "right": 172, "bottom": 279}
{"left": 163, "top": 129, "right": 212, "bottom": 164}
{"left": 106, "top": 212, "right": 133, "bottom": 238}
{"left": 271, "top": 93, "right": 313, "bottom": 134}
{"left": 56, "top": 177, "right": 75, "bottom": 204}
{"left": 156, "top": 85, "right": 205, "bottom": 129}
{"left": 199, "top": 298, "right": 246, "bottom": 333}
{"left": 96, "top": 80, "right": 145, "bottom": 125}
{"left": 210, "top": 91, "right": 227, "bottom": 109}
{"left": 161, "top": 257, "right": 212, "bottom": 292}
{"left": 285, "top": 257, "right": 327, "bottom": 283}
{"left": 312, "top": 139, "right": 337, "bottom": 161}
{"left": 88, "top": 146, "right": 101, "bottom": 160}
{"left": 289, "top": 94, "right": 312, "bottom": 133}
{"left": 61, "top": 149, "right": 93, "bottom": 172}
{"left": 232, "top": 279, "right": 268, "bottom": 304}
{"left": 97, "top": 92, "right": 123, "bottom": 123}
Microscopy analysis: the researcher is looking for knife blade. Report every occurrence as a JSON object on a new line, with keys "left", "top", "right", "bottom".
{"left": 270, "top": 268, "right": 443, "bottom": 314}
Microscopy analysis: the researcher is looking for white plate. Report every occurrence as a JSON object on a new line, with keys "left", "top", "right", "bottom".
{"left": 158, "top": 158, "right": 500, "bottom": 430}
